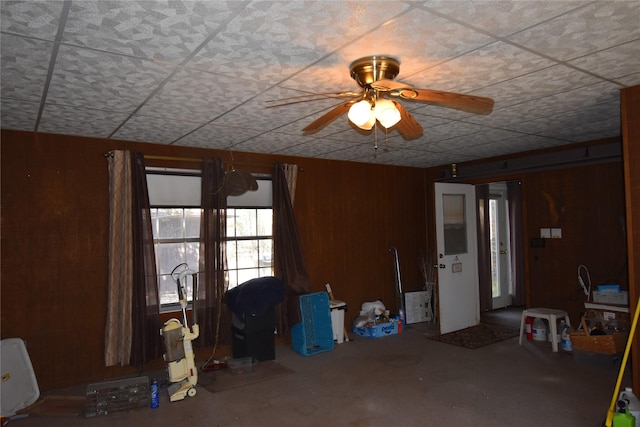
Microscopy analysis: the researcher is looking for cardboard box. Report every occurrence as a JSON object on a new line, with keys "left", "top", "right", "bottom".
{"left": 353, "top": 319, "right": 401, "bottom": 338}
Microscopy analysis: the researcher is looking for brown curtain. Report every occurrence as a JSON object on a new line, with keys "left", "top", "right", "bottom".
{"left": 130, "top": 153, "right": 162, "bottom": 366}
{"left": 476, "top": 184, "right": 493, "bottom": 312}
{"left": 105, "top": 150, "right": 133, "bottom": 366}
{"left": 273, "top": 163, "right": 310, "bottom": 336}
{"left": 197, "top": 158, "right": 231, "bottom": 347}
{"left": 507, "top": 180, "right": 525, "bottom": 306}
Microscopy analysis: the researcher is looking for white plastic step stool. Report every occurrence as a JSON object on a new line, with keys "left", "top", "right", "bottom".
{"left": 519, "top": 308, "right": 571, "bottom": 352}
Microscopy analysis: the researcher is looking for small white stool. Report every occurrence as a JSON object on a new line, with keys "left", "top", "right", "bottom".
{"left": 519, "top": 308, "right": 571, "bottom": 352}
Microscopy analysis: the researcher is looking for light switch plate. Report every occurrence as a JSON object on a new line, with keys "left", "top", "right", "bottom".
{"left": 551, "top": 228, "right": 562, "bottom": 238}
{"left": 540, "top": 228, "right": 551, "bottom": 238}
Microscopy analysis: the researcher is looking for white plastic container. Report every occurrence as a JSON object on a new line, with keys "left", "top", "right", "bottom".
{"left": 329, "top": 299, "right": 346, "bottom": 344}
{"left": 0, "top": 338, "right": 40, "bottom": 416}
{"left": 533, "top": 318, "right": 547, "bottom": 342}
{"left": 619, "top": 387, "right": 640, "bottom": 421}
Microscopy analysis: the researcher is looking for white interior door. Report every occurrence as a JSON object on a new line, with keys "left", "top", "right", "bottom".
{"left": 435, "top": 182, "right": 479, "bottom": 334}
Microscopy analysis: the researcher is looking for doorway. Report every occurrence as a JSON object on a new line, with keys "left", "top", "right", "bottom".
{"left": 489, "top": 183, "right": 513, "bottom": 309}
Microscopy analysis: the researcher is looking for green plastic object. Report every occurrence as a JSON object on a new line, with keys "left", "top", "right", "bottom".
{"left": 613, "top": 409, "right": 636, "bottom": 427}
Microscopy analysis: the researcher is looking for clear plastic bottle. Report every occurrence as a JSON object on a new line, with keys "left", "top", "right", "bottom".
{"left": 532, "top": 317, "right": 547, "bottom": 341}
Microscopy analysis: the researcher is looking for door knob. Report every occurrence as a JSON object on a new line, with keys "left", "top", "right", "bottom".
{"left": 439, "top": 264, "right": 446, "bottom": 269}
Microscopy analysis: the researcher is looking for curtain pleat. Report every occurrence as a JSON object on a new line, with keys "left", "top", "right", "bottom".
{"left": 475, "top": 184, "right": 493, "bottom": 312}
{"left": 273, "top": 163, "right": 310, "bottom": 336}
{"left": 198, "top": 158, "right": 231, "bottom": 348}
{"left": 283, "top": 163, "right": 298, "bottom": 206}
{"left": 105, "top": 151, "right": 133, "bottom": 366}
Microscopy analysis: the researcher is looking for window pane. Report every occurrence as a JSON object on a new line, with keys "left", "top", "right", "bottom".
{"left": 156, "top": 242, "right": 186, "bottom": 275}
{"left": 185, "top": 209, "right": 200, "bottom": 238}
{"left": 227, "top": 208, "right": 237, "bottom": 238}
{"left": 157, "top": 208, "right": 183, "bottom": 239}
{"left": 259, "top": 239, "right": 273, "bottom": 268}
{"left": 237, "top": 240, "right": 258, "bottom": 268}
{"left": 257, "top": 209, "right": 272, "bottom": 236}
{"left": 186, "top": 242, "right": 199, "bottom": 270}
{"left": 226, "top": 241, "right": 237, "bottom": 269}
{"left": 443, "top": 194, "right": 467, "bottom": 255}
{"left": 150, "top": 208, "right": 159, "bottom": 237}
{"left": 235, "top": 209, "right": 256, "bottom": 237}
{"left": 158, "top": 275, "right": 178, "bottom": 305}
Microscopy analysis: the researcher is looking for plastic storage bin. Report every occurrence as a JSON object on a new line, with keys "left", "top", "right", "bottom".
{"left": 291, "top": 292, "right": 334, "bottom": 356}
{"left": 330, "top": 299, "right": 346, "bottom": 343}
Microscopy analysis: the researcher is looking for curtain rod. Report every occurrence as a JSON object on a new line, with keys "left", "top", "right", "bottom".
{"left": 104, "top": 152, "right": 303, "bottom": 171}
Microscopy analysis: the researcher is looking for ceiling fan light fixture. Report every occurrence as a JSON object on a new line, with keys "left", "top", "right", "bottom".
{"left": 348, "top": 99, "right": 375, "bottom": 129}
{"left": 374, "top": 99, "right": 401, "bottom": 128}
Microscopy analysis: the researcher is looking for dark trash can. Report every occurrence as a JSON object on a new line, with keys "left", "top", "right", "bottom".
{"left": 225, "top": 277, "right": 285, "bottom": 361}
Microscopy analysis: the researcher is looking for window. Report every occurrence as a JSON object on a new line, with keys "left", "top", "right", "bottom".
{"left": 226, "top": 178, "right": 274, "bottom": 289}
{"left": 146, "top": 169, "right": 273, "bottom": 308}
{"left": 147, "top": 169, "right": 201, "bottom": 307}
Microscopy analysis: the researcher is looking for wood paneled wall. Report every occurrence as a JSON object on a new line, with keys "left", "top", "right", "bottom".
{"left": 621, "top": 85, "right": 640, "bottom": 391}
{"left": 0, "top": 130, "right": 428, "bottom": 390}
{"left": 1, "top": 127, "right": 631, "bottom": 391}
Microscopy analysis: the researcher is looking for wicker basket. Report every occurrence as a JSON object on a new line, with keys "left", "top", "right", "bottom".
{"left": 570, "top": 330, "right": 627, "bottom": 354}
{"left": 569, "top": 314, "right": 628, "bottom": 354}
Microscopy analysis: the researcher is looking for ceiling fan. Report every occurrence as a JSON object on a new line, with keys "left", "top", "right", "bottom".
{"left": 267, "top": 56, "right": 494, "bottom": 141}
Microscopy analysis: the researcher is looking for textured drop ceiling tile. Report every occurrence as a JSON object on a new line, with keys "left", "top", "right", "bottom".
{"left": 507, "top": 101, "right": 620, "bottom": 137}
{"left": 62, "top": 1, "right": 239, "bottom": 62}
{"left": 616, "top": 72, "right": 640, "bottom": 87}
{"left": 175, "top": 123, "right": 263, "bottom": 150}
{"left": 507, "top": 1, "right": 640, "bottom": 61}
{"left": 468, "top": 80, "right": 621, "bottom": 128}
{"left": 337, "top": 8, "right": 495, "bottom": 81}
{"left": 570, "top": 40, "right": 640, "bottom": 81}
{"left": 137, "top": 68, "right": 264, "bottom": 122}
{"left": 38, "top": 104, "right": 130, "bottom": 138}
{"left": 285, "top": 7, "right": 495, "bottom": 94}
{"left": 407, "top": 41, "right": 556, "bottom": 93}
{"left": 270, "top": 137, "right": 349, "bottom": 158}
{"left": 189, "top": 1, "right": 406, "bottom": 86}
{"left": 47, "top": 45, "right": 173, "bottom": 111}
{"left": 1, "top": 0, "right": 64, "bottom": 40}
{"left": 1, "top": 34, "right": 52, "bottom": 102}
{"left": 213, "top": 86, "right": 341, "bottom": 130}
{"left": 0, "top": 98, "right": 39, "bottom": 131}
{"left": 473, "top": 64, "right": 602, "bottom": 107}
{"left": 422, "top": 0, "right": 589, "bottom": 37}
{"left": 111, "top": 114, "right": 204, "bottom": 144}
{"left": 231, "top": 132, "right": 313, "bottom": 154}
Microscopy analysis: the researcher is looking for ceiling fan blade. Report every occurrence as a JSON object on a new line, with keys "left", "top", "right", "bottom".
{"left": 392, "top": 101, "right": 423, "bottom": 140}
{"left": 303, "top": 101, "right": 354, "bottom": 134}
{"left": 370, "top": 79, "right": 411, "bottom": 91}
{"left": 266, "top": 91, "right": 362, "bottom": 108}
{"left": 390, "top": 88, "right": 494, "bottom": 115}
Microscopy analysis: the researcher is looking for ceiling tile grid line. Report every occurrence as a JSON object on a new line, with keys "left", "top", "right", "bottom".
{"left": 1, "top": 0, "right": 639, "bottom": 168}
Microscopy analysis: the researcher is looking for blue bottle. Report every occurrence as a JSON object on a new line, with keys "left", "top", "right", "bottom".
{"left": 150, "top": 379, "right": 159, "bottom": 409}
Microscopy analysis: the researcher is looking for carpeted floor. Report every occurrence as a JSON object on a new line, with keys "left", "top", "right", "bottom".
{"left": 426, "top": 322, "right": 520, "bottom": 349}
{"left": 200, "top": 360, "right": 294, "bottom": 393}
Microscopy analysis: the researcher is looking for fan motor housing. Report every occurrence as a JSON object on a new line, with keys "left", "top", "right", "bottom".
{"left": 349, "top": 56, "right": 400, "bottom": 88}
